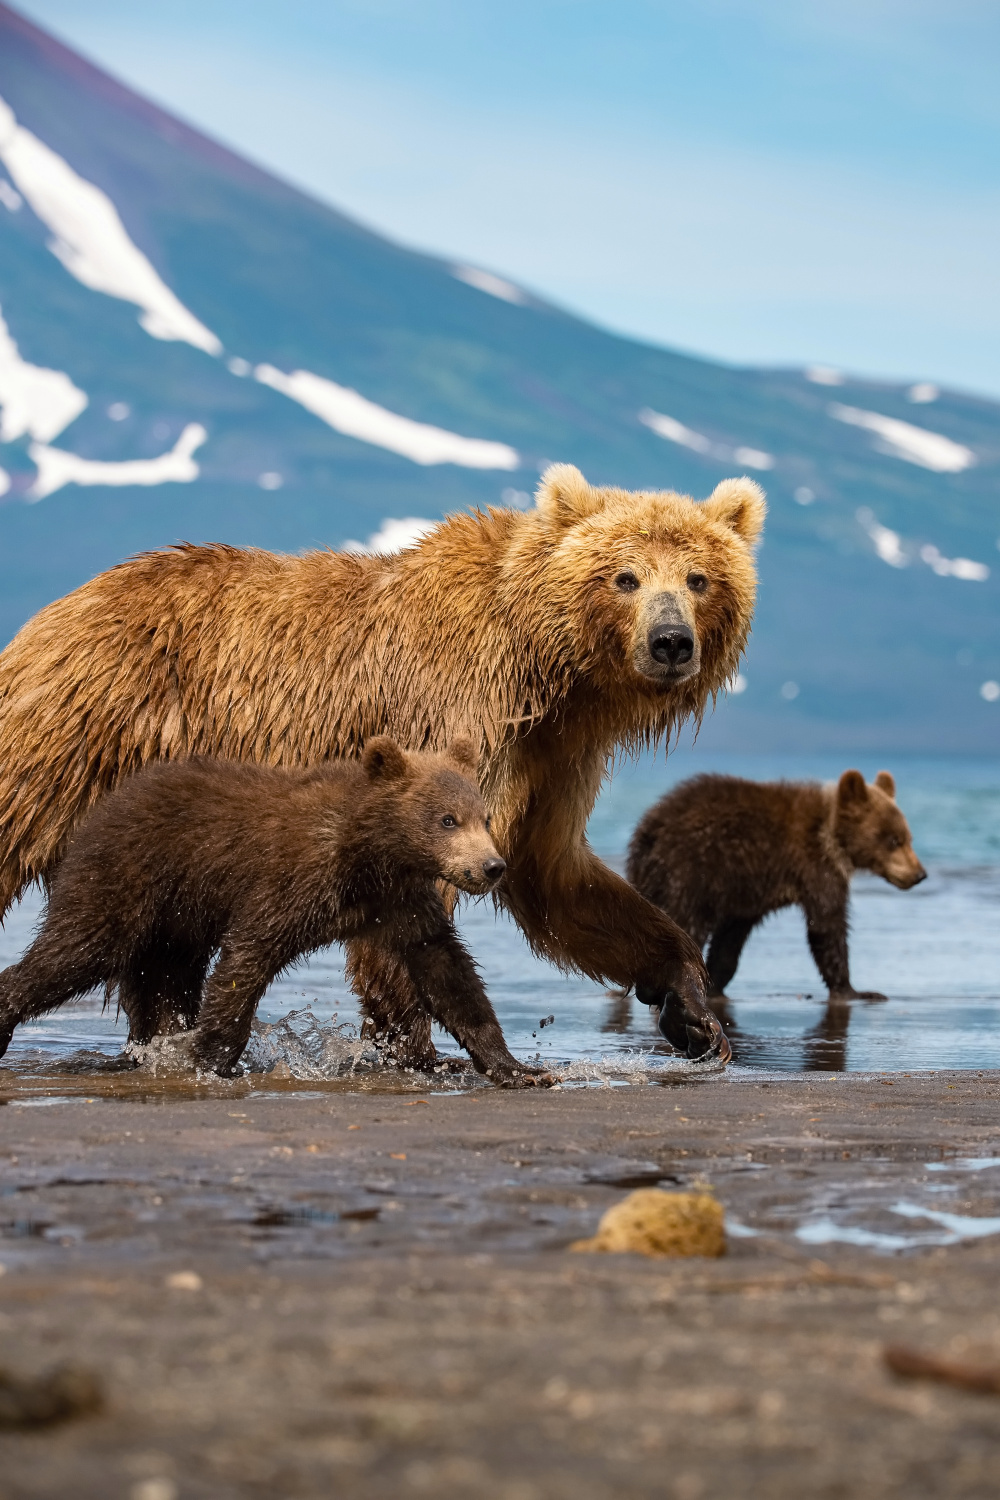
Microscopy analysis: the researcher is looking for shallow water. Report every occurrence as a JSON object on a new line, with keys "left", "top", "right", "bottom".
{"left": 3, "top": 753, "right": 999, "bottom": 1077}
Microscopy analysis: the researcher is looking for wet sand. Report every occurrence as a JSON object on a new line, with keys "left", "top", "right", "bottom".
{"left": 2, "top": 1068, "right": 999, "bottom": 1498}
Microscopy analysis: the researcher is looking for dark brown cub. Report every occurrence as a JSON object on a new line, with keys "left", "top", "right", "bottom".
{"left": 627, "top": 769, "right": 926, "bottom": 1000}
{"left": 0, "top": 739, "right": 539, "bottom": 1084}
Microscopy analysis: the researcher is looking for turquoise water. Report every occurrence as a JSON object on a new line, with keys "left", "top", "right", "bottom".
{"left": 3, "top": 754, "right": 999, "bottom": 1075}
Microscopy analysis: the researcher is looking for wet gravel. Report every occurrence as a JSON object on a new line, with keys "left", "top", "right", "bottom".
{"left": 1, "top": 1068, "right": 999, "bottom": 1498}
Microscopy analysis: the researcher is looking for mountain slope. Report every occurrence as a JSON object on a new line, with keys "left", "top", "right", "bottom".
{"left": 0, "top": 2, "right": 998, "bottom": 751}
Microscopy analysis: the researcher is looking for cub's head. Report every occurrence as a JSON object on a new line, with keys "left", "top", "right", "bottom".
{"left": 834, "top": 769, "right": 927, "bottom": 889}
{"left": 362, "top": 736, "right": 505, "bottom": 895}
{"left": 526, "top": 464, "right": 765, "bottom": 713}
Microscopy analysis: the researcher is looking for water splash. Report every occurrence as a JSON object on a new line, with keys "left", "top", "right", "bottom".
{"left": 242, "top": 1008, "right": 379, "bottom": 1080}
{"left": 554, "top": 1048, "right": 728, "bottom": 1087}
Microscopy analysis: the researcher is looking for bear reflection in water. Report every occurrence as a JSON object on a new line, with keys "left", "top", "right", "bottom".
{"left": 625, "top": 769, "right": 927, "bottom": 1067}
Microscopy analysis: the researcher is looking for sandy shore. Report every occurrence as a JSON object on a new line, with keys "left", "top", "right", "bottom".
{"left": 1, "top": 1066, "right": 999, "bottom": 1498}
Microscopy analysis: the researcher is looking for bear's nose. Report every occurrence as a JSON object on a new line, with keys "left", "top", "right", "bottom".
{"left": 649, "top": 623, "right": 694, "bottom": 667}
{"left": 482, "top": 856, "right": 506, "bottom": 885}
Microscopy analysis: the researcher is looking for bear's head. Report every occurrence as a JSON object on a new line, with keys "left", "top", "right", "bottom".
{"left": 362, "top": 735, "right": 506, "bottom": 894}
{"left": 834, "top": 769, "right": 927, "bottom": 889}
{"left": 522, "top": 464, "right": 765, "bottom": 722}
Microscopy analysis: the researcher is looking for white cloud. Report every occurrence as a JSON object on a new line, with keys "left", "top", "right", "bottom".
{"left": 829, "top": 403, "right": 975, "bottom": 473}
{"left": 255, "top": 364, "right": 519, "bottom": 469}
{"left": 344, "top": 516, "right": 438, "bottom": 556}
{"left": 0, "top": 305, "right": 88, "bottom": 442}
{"left": 28, "top": 422, "right": 206, "bottom": 500}
{"left": 453, "top": 265, "right": 527, "bottom": 304}
{"left": 0, "top": 94, "right": 221, "bottom": 356}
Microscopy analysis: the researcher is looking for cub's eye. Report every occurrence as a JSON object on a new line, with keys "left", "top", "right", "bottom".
{"left": 687, "top": 572, "right": 708, "bottom": 594}
{"left": 614, "top": 571, "right": 640, "bottom": 593}
{"left": 441, "top": 814, "right": 457, "bottom": 829}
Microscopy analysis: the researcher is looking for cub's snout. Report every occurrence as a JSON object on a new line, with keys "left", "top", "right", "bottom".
{"left": 448, "top": 834, "right": 507, "bottom": 895}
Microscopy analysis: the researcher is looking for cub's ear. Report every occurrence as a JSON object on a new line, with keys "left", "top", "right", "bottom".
{"left": 837, "top": 769, "right": 868, "bottom": 807}
{"left": 446, "top": 738, "right": 480, "bottom": 782}
{"left": 701, "top": 477, "right": 767, "bottom": 546}
{"left": 362, "top": 736, "right": 410, "bottom": 782}
{"left": 534, "top": 463, "right": 604, "bottom": 528}
{"left": 874, "top": 770, "right": 896, "bottom": 799}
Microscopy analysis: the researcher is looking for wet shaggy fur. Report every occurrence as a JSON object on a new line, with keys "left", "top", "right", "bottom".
{"left": 627, "top": 769, "right": 926, "bottom": 999}
{"left": 0, "top": 739, "right": 532, "bottom": 1081}
{"left": 0, "top": 465, "right": 765, "bottom": 1061}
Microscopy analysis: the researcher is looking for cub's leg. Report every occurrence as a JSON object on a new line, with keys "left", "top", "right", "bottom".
{"left": 0, "top": 940, "right": 106, "bottom": 1058}
{"left": 401, "top": 927, "right": 549, "bottom": 1088}
{"left": 704, "top": 917, "right": 756, "bottom": 997}
{"left": 189, "top": 936, "right": 287, "bottom": 1076}
{"left": 346, "top": 940, "right": 437, "bottom": 1070}
{"left": 804, "top": 903, "right": 886, "bottom": 1002}
{"left": 117, "top": 946, "right": 211, "bottom": 1045}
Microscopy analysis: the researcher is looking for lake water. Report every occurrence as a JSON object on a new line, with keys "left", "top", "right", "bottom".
{"left": 3, "top": 753, "right": 999, "bottom": 1077}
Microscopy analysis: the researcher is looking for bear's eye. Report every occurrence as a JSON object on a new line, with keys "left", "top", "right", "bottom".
{"left": 614, "top": 571, "right": 640, "bottom": 593}
{"left": 885, "top": 834, "right": 900, "bottom": 850}
{"left": 485, "top": 816, "right": 492, "bottom": 832}
{"left": 687, "top": 572, "right": 708, "bottom": 594}
{"left": 441, "top": 814, "right": 457, "bottom": 829}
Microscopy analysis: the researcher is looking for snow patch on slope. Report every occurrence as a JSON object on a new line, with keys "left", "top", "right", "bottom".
{"left": 0, "top": 306, "right": 87, "bottom": 442}
{"left": 453, "top": 265, "right": 528, "bottom": 305}
{"left": 856, "top": 508, "right": 989, "bottom": 580}
{"left": 255, "top": 365, "right": 520, "bottom": 469}
{"left": 638, "top": 408, "right": 774, "bottom": 469}
{"left": 29, "top": 423, "right": 206, "bottom": 500}
{"left": 344, "top": 517, "right": 439, "bottom": 555}
{"left": 830, "top": 404, "right": 974, "bottom": 473}
{"left": 0, "top": 94, "right": 220, "bottom": 356}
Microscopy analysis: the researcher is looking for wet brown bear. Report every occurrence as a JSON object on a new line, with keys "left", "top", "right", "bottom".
{"left": 0, "top": 465, "right": 765, "bottom": 1062}
{"left": 627, "top": 770, "right": 926, "bottom": 999}
{"left": 0, "top": 738, "right": 533, "bottom": 1082}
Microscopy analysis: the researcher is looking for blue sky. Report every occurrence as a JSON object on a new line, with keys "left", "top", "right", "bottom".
{"left": 18, "top": 0, "right": 1000, "bottom": 396}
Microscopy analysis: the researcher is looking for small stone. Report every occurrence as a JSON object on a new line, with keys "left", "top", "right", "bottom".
{"left": 569, "top": 1189, "right": 726, "bottom": 1258}
{"left": 165, "top": 1270, "right": 203, "bottom": 1291}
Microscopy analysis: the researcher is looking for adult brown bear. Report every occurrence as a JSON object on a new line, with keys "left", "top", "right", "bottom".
{"left": 0, "top": 464, "right": 765, "bottom": 1064}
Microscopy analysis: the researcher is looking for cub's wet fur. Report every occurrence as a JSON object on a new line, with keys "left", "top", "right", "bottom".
{"left": 0, "top": 738, "right": 541, "bottom": 1083}
{"left": 627, "top": 770, "right": 926, "bottom": 1000}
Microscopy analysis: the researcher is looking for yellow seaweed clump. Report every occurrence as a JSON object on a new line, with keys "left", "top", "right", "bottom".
{"left": 570, "top": 1189, "right": 726, "bottom": 1258}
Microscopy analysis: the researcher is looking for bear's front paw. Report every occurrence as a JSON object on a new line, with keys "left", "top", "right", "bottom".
{"left": 655, "top": 988, "right": 731, "bottom": 1063}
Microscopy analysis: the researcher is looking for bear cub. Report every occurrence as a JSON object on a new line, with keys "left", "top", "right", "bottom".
{"left": 627, "top": 769, "right": 926, "bottom": 1000}
{"left": 0, "top": 738, "right": 536, "bottom": 1083}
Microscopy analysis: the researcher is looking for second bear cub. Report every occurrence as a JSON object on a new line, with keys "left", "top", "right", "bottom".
{"left": 0, "top": 739, "right": 535, "bottom": 1083}
{"left": 627, "top": 770, "right": 926, "bottom": 999}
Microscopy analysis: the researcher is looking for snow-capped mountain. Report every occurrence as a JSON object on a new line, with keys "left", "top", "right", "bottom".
{"left": 1, "top": 2, "right": 998, "bottom": 751}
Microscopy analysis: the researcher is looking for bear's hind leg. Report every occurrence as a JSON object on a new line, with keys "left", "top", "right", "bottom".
{"left": 0, "top": 941, "right": 106, "bottom": 1059}
{"left": 117, "top": 945, "right": 212, "bottom": 1045}
{"left": 189, "top": 936, "right": 284, "bottom": 1076}
{"left": 346, "top": 940, "right": 437, "bottom": 1070}
{"left": 705, "top": 917, "right": 756, "bottom": 997}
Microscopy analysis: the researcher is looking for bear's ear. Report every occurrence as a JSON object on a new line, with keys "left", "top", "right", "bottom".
{"left": 837, "top": 769, "right": 868, "bottom": 807}
{"left": 362, "top": 736, "right": 410, "bottom": 782}
{"left": 874, "top": 770, "right": 896, "bottom": 799}
{"left": 446, "top": 738, "right": 480, "bottom": 782}
{"left": 534, "top": 463, "right": 604, "bottom": 528}
{"left": 701, "top": 477, "right": 767, "bottom": 546}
